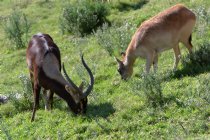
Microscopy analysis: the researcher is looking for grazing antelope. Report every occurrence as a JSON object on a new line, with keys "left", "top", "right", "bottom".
{"left": 26, "top": 33, "right": 94, "bottom": 121}
{"left": 116, "top": 4, "right": 196, "bottom": 80}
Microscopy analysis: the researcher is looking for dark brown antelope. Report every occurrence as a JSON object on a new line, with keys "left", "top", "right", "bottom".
{"left": 116, "top": 4, "right": 196, "bottom": 80}
{"left": 26, "top": 33, "right": 94, "bottom": 121}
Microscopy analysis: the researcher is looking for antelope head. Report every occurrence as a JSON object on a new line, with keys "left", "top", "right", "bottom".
{"left": 115, "top": 52, "right": 133, "bottom": 80}
{"left": 63, "top": 54, "right": 94, "bottom": 114}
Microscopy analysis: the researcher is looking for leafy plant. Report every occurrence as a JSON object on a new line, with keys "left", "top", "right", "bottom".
{"left": 0, "top": 118, "right": 11, "bottom": 140}
{"left": 132, "top": 74, "right": 164, "bottom": 107}
{"left": 194, "top": 5, "right": 210, "bottom": 41}
{"left": 179, "top": 42, "right": 210, "bottom": 75}
{"left": 3, "top": 10, "right": 31, "bottom": 49}
{"left": 9, "top": 74, "right": 33, "bottom": 112}
{"left": 94, "top": 21, "right": 136, "bottom": 56}
{"left": 60, "top": 0, "right": 109, "bottom": 36}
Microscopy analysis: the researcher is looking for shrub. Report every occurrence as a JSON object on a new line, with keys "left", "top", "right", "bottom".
{"left": 9, "top": 74, "right": 33, "bottom": 112}
{"left": 141, "top": 74, "right": 164, "bottom": 107}
{"left": 132, "top": 74, "right": 164, "bottom": 108}
{"left": 180, "top": 42, "right": 210, "bottom": 75}
{"left": 60, "top": 0, "right": 109, "bottom": 36}
{"left": 193, "top": 5, "right": 210, "bottom": 43}
{"left": 94, "top": 21, "right": 136, "bottom": 56}
{"left": 3, "top": 10, "right": 31, "bottom": 49}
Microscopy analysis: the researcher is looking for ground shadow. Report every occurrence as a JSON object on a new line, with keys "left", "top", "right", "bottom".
{"left": 86, "top": 102, "right": 115, "bottom": 134}
{"left": 87, "top": 102, "right": 115, "bottom": 118}
{"left": 161, "top": 64, "right": 210, "bottom": 82}
{"left": 168, "top": 62, "right": 210, "bottom": 80}
{"left": 134, "top": 59, "right": 210, "bottom": 81}
{"left": 163, "top": 43, "right": 210, "bottom": 80}
{"left": 170, "top": 65, "right": 210, "bottom": 79}
{"left": 37, "top": 0, "right": 54, "bottom": 8}
{"left": 117, "top": 0, "right": 148, "bottom": 12}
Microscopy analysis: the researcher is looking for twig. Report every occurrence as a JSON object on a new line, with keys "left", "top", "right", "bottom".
{"left": 178, "top": 122, "right": 188, "bottom": 135}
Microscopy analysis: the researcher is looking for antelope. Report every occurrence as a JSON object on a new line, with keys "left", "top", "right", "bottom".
{"left": 116, "top": 4, "right": 196, "bottom": 80}
{"left": 26, "top": 33, "right": 94, "bottom": 121}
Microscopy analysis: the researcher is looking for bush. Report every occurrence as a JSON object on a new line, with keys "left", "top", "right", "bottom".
{"left": 131, "top": 74, "right": 164, "bottom": 108}
{"left": 3, "top": 10, "right": 31, "bottom": 49}
{"left": 9, "top": 74, "right": 33, "bottom": 112}
{"left": 180, "top": 42, "right": 210, "bottom": 75}
{"left": 141, "top": 74, "right": 164, "bottom": 107}
{"left": 194, "top": 6, "right": 210, "bottom": 38}
{"left": 60, "top": 0, "right": 109, "bottom": 36}
{"left": 94, "top": 21, "right": 136, "bottom": 56}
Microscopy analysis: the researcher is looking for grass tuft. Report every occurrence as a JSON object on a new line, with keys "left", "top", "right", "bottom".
{"left": 3, "top": 10, "right": 31, "bottom": 49}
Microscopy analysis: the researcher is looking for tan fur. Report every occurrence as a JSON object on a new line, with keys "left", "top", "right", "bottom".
{"left": 117, "top": 4, "right": 196, "bottom": 80}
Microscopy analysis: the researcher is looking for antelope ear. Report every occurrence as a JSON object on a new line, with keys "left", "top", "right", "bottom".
{"left": 121, "top": 52, "right": 126, "bottom": 57}
{"left": 65, "top": 85, "right": 80, "bottom": 103}
{"left": 79, "top": 81, "right": 84, "bottom": 91}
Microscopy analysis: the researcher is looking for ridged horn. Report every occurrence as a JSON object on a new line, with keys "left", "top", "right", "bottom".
{"left": 62, "top": 63, "right": 80, "bottom": 92}
{"left": 81, "top": 54, "right": 94, "bottom": 98}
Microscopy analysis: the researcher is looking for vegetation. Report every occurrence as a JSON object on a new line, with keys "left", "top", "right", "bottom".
{"left": 3, "top": 10, "right": 31, "bottom": 49}
{"left": 60, "top": 0, "right": 109, "bottom": 36}
{"left": 94, "top": 21, "right": 135, "bottom": 56}
{"left": 0, "top": 0, "right": 209, "bottom": 139}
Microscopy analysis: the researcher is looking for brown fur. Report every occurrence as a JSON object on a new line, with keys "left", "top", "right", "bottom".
{"left": 26, "top": 33, "right": 93, "bottom": 121}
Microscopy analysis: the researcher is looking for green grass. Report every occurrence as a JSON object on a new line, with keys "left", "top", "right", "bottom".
{"left": 0, "top": 0, "right": 210, "bottom": 139}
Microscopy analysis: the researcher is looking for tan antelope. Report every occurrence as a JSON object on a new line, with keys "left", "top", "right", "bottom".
{"left": 26, "top": 33, "right": 94, "bottom": 121}
{"left": 116, "top": 4, "right": 196, "bottom": 80}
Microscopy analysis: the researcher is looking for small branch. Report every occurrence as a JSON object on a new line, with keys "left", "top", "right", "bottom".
{"left": 178, "top": 122, "right": 188, "bottom": 135}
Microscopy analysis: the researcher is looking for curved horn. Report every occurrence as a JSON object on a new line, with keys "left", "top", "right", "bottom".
{"left": 81, "top": 54, "right": 94, "bottom": 98}
{"left": 62, "top": 63, "right": 80, "bottom": 92}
